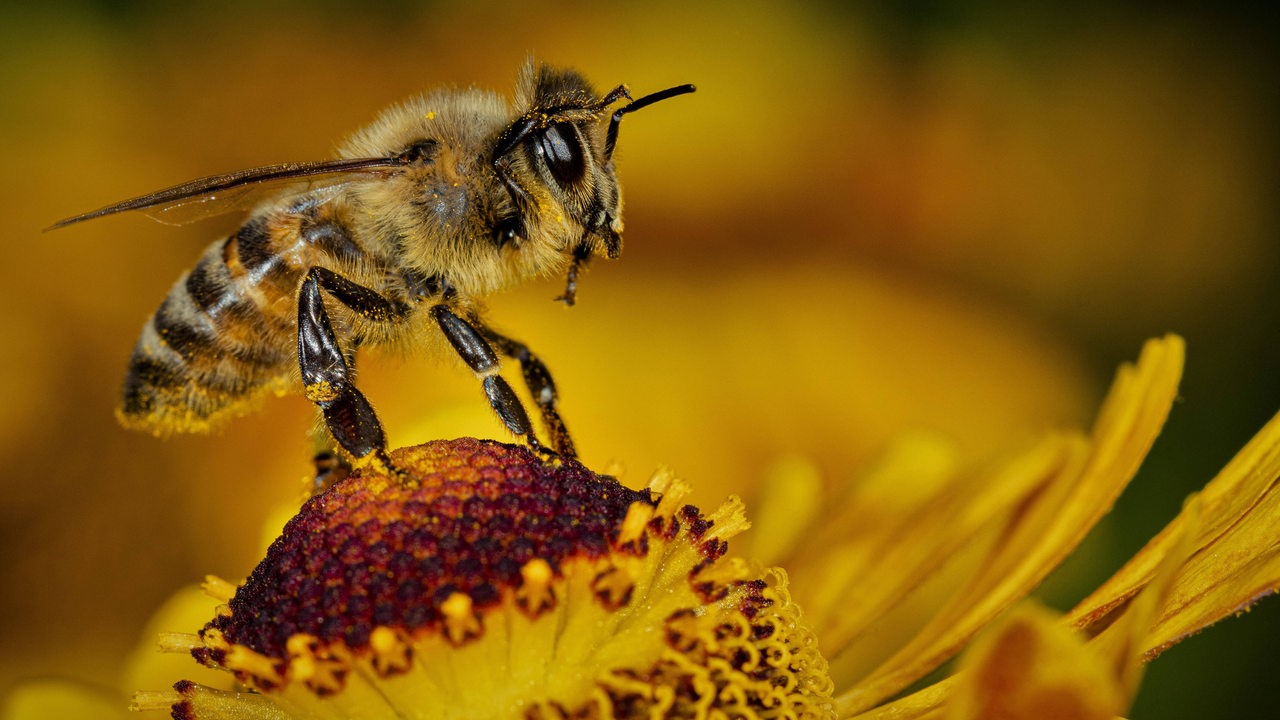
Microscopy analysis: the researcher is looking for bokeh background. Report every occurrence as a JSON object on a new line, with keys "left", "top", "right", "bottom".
{"left": 1, "top": 1, "right": 1277, "bottom": 717}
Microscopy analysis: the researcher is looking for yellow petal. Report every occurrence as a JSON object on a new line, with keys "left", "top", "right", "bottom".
{"left": 1084, "top": 495, "right": 1203, "bottom": 703}
{"left": 122, "top": 584, "right": 229, "bottom": 697}
{"left": 1069, "top": 405, "right": 1280, "bottom": 660}
{"left": 843, "top": 677, "right": 954, "bottom": 720}
{"left": 0, "top": 679, "right": 126, "bottom": 720}
{"left": 788, "top": 432, "right": 961, "bottom": 639}
{"left": 815, "top": 431, "right": 1084, "bottom": 685}
{"left": 836, "top": 335, "right": 1184, "bottom": 714}
{"left": 944, "top": 603, "right": 1124, "bottom": 720}
{"left": 743, "top": 454, "right": 826, "bottom": 566}
{"left": 851, "top": 455, "right": 1207, "bottom": 720}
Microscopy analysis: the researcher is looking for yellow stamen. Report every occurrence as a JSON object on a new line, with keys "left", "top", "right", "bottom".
{"left": 223, "top": 645, "right": 283, "bottom": 688}
{"left": 517, "top": 558, "right": 556, "bottom": 616}
{"left": 157, "top": 632, "right": 201, "bottom": 654}
{"left": 201, "top": 575, "right": 237, "bottom": 603}
{"left": 617, "top": 501, "right": 655, "bottom": 546}
{"left": 369, "top": 627, "right": 412, "bottom": 675}
{"left": 129, "top": 689, "right": 179, "bottom": 712}
{"left": 441, "top": 591, "right": 481, "bottom": 645}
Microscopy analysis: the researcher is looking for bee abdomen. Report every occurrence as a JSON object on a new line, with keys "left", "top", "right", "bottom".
{"left": 119, "top": 236, "right": 296, "bottom": 435}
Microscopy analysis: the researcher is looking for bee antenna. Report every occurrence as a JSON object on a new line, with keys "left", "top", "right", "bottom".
{"left": 605, "top": 84, "right": 696, "bottom": 158}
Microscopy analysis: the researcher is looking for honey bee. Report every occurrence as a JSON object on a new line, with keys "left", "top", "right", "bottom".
{"left": 51, "top": 62, "right": 694, "bottom": 471}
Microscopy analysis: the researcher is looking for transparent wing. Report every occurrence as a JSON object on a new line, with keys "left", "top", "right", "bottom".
{"left": 46, "top": 156, "right": 409, "bottom": 231}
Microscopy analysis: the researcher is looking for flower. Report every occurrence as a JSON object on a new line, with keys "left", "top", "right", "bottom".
{"left": 136, "top": 439, "right": 833, "bottom": 718}
{"left": 15, "top": 334, "right": 1280, "bottom": 719}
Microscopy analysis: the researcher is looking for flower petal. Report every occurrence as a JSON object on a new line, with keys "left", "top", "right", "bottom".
{"left": 1083, "top": 495, "right": 1203, "bottom": 700}
{"left": 122, "top": 584, "right": 228, "bottom": 697}
{"left": 788, "top": 432, "right": 961, "bottom": 640}
{"left": 844, "top": 399, "right": 1203, "bottom": 717}
{"left": 943, "top": 602, "right": 1125, "bottom": 720}
{"left": 847, "top": 493, "right": 1201, "bottom": 720}
{"left": 836, "top": 335, "right": 1184, "bottom": 714}
{"left": 842, "top": 676, "right": 954, "bottom": 720}
{"left": 813, "top": 432, "right": 1084, "bottom": 684}
{"left": 744, "top": 454, "right": 826, "bottom": 566}
{"left": 1070, "top": 400, "right": 1280, "bottom": 657}
{"left": 0, "top": 680, "right": 125, "bottom": 720}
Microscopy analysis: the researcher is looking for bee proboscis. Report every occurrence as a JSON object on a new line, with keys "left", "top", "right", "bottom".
{"left": 52, "top": 62, "right": 694, "bottom": 473}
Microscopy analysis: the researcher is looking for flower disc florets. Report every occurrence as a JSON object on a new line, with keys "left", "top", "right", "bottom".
{"left": 176, "top": 439, "right": 833, "bottom": 719}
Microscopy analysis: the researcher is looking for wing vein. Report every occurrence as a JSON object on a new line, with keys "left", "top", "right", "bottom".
{"left": 46, "top": 156, "right": 408, "bottom": 231}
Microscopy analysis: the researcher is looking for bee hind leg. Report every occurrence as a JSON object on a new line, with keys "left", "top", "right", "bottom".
{"left": 297, "top": 266, "right": 406, "bottom": 474}
{"left": 430, "top": 304, "right": 556, "bottom": 458}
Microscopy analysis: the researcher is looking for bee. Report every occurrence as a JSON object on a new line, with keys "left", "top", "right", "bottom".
{"left": 51, "top": 62, "right": 694, "bottom": 472}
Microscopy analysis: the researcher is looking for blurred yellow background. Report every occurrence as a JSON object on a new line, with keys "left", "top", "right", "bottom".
{"left": 1, "top": 1, "right": 1276, "bottom": 717}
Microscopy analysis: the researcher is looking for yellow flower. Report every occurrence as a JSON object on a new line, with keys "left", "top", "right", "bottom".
{"left": 11, "top": 335, "right": 1280, "bottom": 719}
{"left": 134, "top": 439, "right": 833, "bottom": 718}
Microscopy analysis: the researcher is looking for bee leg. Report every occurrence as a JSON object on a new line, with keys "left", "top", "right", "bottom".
{"left": 297, "top": 267, "right": 401, "bottom": 472}
{"left": 307, "top": 384, "right": 352, "bottom": 493}
{"left": 306, "top": 351, "right": 362, "bottom": 493}
{"left": 310, "top": 450, "right": 350, "bottom": 494}
{"left": 430, "top": 304, "right": 551, "bottom": 456}
{"left": 478, "top": 325, "right": 576, "bottom": 458}
{"left": 554, "top": 243, "right": 592, "bottom": 307}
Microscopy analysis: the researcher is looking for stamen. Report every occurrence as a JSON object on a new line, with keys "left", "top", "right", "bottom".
{"left": 129, "top": 689, "right": 179, "bottom": 712}
{"left": 157, "top": 632, "right": 202, "bottom": 654}
{"left": 617, "top": 501, "right": 655, "bottom": 546}
{"left": 592, "top": 563, "right": 637, "bottom": 610}
{"left": 223, "top": 645, "right": 284, "bottom": 688}
{"left": 441, "top": 592, "right": 481, "bottom": 645}
{"left": 517, "top": 558, "right": 556, "bottom": 616}
{"left": 285, "top": 634, "right": 349, "bottom": 694}
{"left": 369, "top": 627, "right": 412, "bottom": 675}
{"left": 201, "top": 575, "right": 237, "bottom": 602}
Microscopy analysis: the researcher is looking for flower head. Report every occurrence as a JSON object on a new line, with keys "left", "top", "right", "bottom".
{"left": 149, "top": 438, "right": 831, "bottom": 718}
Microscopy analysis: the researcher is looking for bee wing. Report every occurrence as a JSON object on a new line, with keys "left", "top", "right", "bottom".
{"left": 46, "top": 156, "right": 409, "bottom": 231}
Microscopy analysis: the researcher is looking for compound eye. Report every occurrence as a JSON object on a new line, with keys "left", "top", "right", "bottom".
{"left": 536, "top": 123, "right": 586, "bottom": 186}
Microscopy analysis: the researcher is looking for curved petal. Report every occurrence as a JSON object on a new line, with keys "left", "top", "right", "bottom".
{"left": 849, "top": 480, "right": 1203, "bottom": 720}
{"left": 0, "top": 680, "right": 126, "bottom": 720}
{"left": 122, "top": 584, "right": 228, "bottom": 697}
{"left": 943, "top": 603, "right": 1124, "bottom": 720}
{"left": 1068, "top": 405, "right": 1280, "bottom": 659}
{"left": 815, "top": 432, "right": 1085, "bottom": 674}
{"left": 837, "top": 335, "right": 1184, "bottom": 714}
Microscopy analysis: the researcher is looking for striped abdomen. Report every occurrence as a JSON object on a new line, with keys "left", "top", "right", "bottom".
{"left": 119, "top": 215, "right": 333, "bottom": 435}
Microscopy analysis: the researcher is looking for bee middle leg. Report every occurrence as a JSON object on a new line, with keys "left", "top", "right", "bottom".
{"left": 430, "top": 304, "right": 553, "bottom": 457}
{"left": 477, "top": 325, "right": 576, "bottom": 458}
{"left": 297, "top": 266, "right": 407, "bottom": 473}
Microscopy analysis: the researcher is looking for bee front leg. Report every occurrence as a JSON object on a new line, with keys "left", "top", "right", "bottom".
{"left": 430, "top": 304, "right": 551, "bottom": 457}
{"left": 478, "top": 326, "right": 576, "bottom": 458}
{"left": 297, "top": 267, "right": 403, "bottom": 473}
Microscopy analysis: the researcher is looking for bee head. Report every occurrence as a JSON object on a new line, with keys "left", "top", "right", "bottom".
{"left": 492, "top": 64, "right": 695, "bottom": 262}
